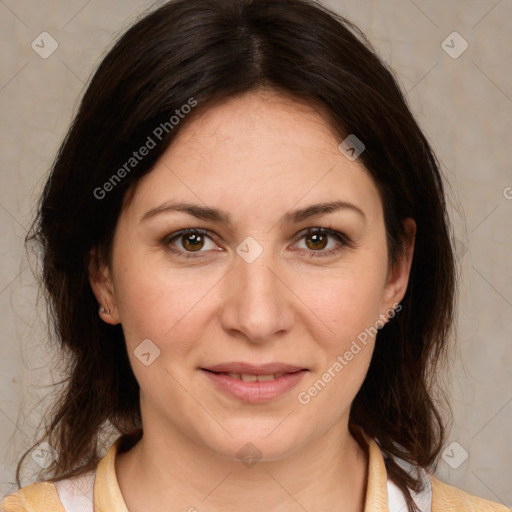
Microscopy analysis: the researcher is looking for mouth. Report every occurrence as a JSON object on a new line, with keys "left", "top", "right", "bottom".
{"left": 200, "top": 364, "right": 308, "bottom": 403}
{"left": 202, "top": 370, "right": 291, "bottom": 382}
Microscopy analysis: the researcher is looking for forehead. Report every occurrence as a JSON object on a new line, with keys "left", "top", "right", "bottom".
{"left": 171, "top": 89, "right": 342, "bottom": 161}
{"left": 122, "top": 90, "right": 383, "bottom": 227}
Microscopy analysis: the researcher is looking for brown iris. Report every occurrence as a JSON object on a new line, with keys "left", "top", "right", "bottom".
{"left": 182, "top": 232, "right": 204, "bottom": 251}
{"left": 305, "top": 232, "right": 328, "bottom": 251}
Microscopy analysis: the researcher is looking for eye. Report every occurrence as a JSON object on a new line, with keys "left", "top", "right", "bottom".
{"left": 293, "top": 227, "right": 349, "bottom": 257}
{"left": 164, "top": 228, "right": 218, "bottom": 258}
{"left": 163, "top": 227, "right": 351, "bottom": 259}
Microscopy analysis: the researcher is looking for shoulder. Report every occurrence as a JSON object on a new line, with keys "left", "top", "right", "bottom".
{"left": 1, "top": 481, "right": 65, "bottom": 512}
{"left": 429, "top": 474, "right": 510, "bottom": 512}
{"left": 0, "top": 433, "right": 133, "bottom": 512}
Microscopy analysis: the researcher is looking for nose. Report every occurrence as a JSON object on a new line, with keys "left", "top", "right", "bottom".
{"left": 218, "top": 246, "right": 295, "bottom": 343}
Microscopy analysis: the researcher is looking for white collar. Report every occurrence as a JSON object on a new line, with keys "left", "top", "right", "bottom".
{"left": 385, "top": 452, "right": 433, "bottom": 512}
{"left": 54, "top": 470, "right": 95, "bottom": 512}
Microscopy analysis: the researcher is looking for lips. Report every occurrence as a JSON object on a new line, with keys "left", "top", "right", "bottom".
{"left": 200, "top": 362, "right": 307, "bottom": 403}
{"left": 212, "top": 372, "right": 286, "bottom": 382}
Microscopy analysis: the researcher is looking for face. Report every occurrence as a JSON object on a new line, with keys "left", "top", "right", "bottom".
{"left": 90, "top": 89, "right": 415, "bottom": 462}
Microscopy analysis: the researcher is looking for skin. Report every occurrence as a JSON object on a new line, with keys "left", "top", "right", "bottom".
{"left": 89, "top": 89, "right": 416, "bottom": 512}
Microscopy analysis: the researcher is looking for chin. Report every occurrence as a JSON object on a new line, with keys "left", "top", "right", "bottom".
{"left": 202, "top": 424, "right": 304, "bottom": 464}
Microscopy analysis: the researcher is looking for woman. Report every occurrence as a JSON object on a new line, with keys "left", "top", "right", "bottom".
{"left": 1, "top": 0, "right": 507, "bottom": 511}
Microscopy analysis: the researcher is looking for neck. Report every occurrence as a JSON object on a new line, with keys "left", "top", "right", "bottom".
{"left": 115, "top": 421, "right": 369, "bottom": 512}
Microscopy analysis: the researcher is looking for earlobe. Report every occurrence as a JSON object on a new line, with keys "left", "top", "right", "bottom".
{"left": 382, "top": 218, "right": 416, "bottom": 311}
{"left": 88, "top": 246, "right": 120, "bottom": 325}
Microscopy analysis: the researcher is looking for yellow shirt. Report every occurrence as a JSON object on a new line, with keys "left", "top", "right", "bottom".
{"left": 1, "top": 430, "right": 508, "bottom": 512}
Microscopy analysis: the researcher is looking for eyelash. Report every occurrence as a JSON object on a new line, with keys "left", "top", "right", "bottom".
{"left": 162, "top": 227, "right": 351, "bottom": 259}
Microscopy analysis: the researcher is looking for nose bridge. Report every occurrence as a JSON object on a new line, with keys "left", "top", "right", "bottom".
{"left": 219, "top": 240, "right": 294, "bottom": 342}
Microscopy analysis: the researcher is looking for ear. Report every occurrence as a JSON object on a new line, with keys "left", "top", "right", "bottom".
{"left": 381, "top": 217, "right": 416, "bottom": 313}
{"left": 88, "top": 246, "right": 120, "bottom": 325}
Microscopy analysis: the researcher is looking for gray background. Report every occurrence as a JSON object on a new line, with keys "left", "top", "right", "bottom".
{"left": 1, "top": 0, "right": 511, "bottom": 508}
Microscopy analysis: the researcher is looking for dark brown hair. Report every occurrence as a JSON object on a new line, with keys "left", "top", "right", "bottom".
{"left": 18, "top": 1, "right": 456, "bottom": 510}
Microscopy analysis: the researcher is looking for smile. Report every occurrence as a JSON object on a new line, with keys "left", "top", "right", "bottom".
{"left": 201, "top": 369, "right": 307, "bottom": 403}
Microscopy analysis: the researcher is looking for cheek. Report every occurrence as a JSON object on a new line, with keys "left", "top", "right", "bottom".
{"left": 112, "top": 249, "right": 221, "bottom": 354}
{"left": 295, "top": 271, "right": 382, "bottom": 415}
{"left": 302, "top": 256, "right": 388, "bottom": 343}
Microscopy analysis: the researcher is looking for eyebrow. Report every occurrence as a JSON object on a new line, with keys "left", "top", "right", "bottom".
{"left": 140, "top": 200, "right": 366, "bottom": 225}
